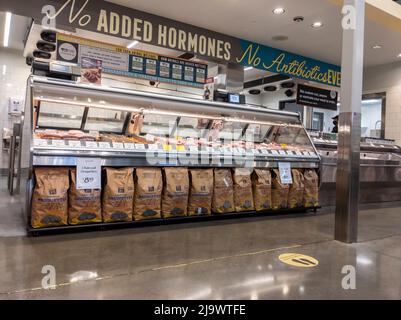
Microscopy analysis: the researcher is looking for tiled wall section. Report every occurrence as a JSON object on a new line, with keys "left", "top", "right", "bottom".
{"left": 363, "top": 61, "right": 401, "bottom": 146}
{"left": 0, "top": 48, "right": 30, "bottom": 170}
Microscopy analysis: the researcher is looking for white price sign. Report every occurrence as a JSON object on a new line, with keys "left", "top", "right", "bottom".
{"left": 98, "top": 142, "right": 111, "bottom": 149}
{"left": 189, "top": 146, "right": 199, "bottom": 153}
{"left": 52, "top": 140, "right": 66, "bottom": 148}
{"left": 76, "top": 158, "right": 101, "bottom": 190}
{"left": 135, "top": 143, "right": 145, "bottom": 150}
{"left": 278, "top": 150, "right": 287, "bottom": 156}
{"left": 295, "top": 151, "right": 303, "bottom": 156}
{"left": 260, "top": 149, "right": 269, "bottom": 155}
{"left": 148, "top": 144, "right": 159, "bottom": 151}
{"left": 237, "top": 148, "right": 246, "bottom": 154}
{"left": 68, "top": 140, "right": 82, "bottom": 148}
{"left": 86, "top": 141, "right": 98, "bottom": 148}
{"left": 112, "top": 142, "right": 124, "bottom": 149}
{"left": 271, "top": 150, "right": 279, "bottom": 155}
{"left": 278, "top": 162, "right": 293, "bottom": 185}
{"left": 124, "top": 143, "right": 136, "bottom": 150}
{"left": 34, "top": 139, "right": 49, "bottom": 147}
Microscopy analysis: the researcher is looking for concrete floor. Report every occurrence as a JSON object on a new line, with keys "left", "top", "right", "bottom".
{"left": 1, "top": 177, "right": 401, "bottom": 299}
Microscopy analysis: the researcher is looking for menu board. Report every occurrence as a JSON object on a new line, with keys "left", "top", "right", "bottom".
{"left": 131, "top": 56, "right": 144, "bottom": 73}
{"left": 172, "top": 64, "right": 183, "bottom": 80}
{"left": 184, "top": 66, "right": 195, "bottom": 82}
{"left": 145, "top": 59, "right": 157, "bottom": 75}
{"left": 159, "top": 61, "right": 170, "bottom": 78}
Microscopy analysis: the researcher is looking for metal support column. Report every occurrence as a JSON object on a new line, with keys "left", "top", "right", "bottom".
{"left": 335, "top": 0, "right": 365, "bottom": 243}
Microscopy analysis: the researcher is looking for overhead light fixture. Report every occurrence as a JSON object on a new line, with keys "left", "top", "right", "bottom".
{"left": 311, "top": 21, "right": 323, "bottom": 28}
{"left": 398, "top": 53, "right": 401, "bottom": 58}
{"left": 127, "top": 40, "right": 139, "bottom": 49}
{"left": 3, "top": 12, "right": 12, "bottom": 47}
{"left": 372, "top": 45, "right": 382, "bottom": 49}
{"left": 244, "top": 66, "right": 253, "bottom": 71}
{"left": 273, "top": 7, "right": 285, "bottom": 15}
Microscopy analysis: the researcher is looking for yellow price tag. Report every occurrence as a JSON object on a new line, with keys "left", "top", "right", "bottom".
{"left": 176, "top": 145, "right": 186, "bottom": 152}
{"left": 163, "top": 144, "right": 173, "bottom": 151}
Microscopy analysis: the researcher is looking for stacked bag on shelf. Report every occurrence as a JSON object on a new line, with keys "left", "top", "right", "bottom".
{"left": 31, "top": 166, "right": 320, "bottom": 229}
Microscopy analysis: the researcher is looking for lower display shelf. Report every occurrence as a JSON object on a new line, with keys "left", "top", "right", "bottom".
{"left": 27, "top": 206, "right": 320, "bottom": 237}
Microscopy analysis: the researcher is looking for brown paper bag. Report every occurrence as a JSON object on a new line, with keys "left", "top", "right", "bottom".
{"left": 233, "top": 168, "right": 255, "bottom": 212}
{"left": 212, "top": 169, "right": 235, "bottom": 214}
{"left": 69, "top": 169, "right": 102, "bottom": 225}
{"left": 134, "top": 168, "right": 163, "bottom": 220}
{"left": 252, "top": 169, "right": 272, "bottom": 211}
{"left": 31, "top": 167, "right": 69, "bottom": 228}
{"left": 272, "top": 169, "right": 289, "bottom": 209}
{"left": 288, "top": 169, "right": 305, "bottom": 208}
{"left": 188, "top": 169, "right": 213, "bottom": 216}
{"left": 304, "top": 169, "right": 319, "bottom": 208}
{"left": 162, "top": 167, "right": 189, "bottom": 218}
{"left": 102, "top": 168, "right": 134, "bottom": 222}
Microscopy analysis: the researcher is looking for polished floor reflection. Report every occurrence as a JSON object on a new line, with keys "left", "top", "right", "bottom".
{"left": 1, "top": 179, "right": 401, "bottom": 299}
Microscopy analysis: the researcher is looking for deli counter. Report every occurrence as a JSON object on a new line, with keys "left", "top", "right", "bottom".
{"left": 25, "top": 76, "right": 321, "bottom": 235}
{"left": 310, "top": 132, "right": 401, "bottom": 206}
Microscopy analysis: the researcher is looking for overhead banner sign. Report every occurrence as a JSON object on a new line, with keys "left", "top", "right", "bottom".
{"left": 296, "top": 84, "right": 339, "bottom": 110}
{"left": 57, "top": 34, "right": 208, "bottom": 87}
{"left": 0, "top": 0, "right": 341, "bottom": 87}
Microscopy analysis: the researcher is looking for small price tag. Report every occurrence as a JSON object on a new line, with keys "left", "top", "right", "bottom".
{"left": 124, "top": 143, "right": 136, "bottom": 150}
{"left": 98, "top": 142, "right": 111, "bottom": 149}
{"left": 135, "top": 144, "right": 146, "bottom": 150}
{"left": 68, "top": 140, "right": 82, "bottom": 148}
{"left": 52, "top": 140, "right": 66, "bottom": 148}
{"left": 223, "top": 147, "right": 233, "bottom": 154}
{"left": 237, "top": 148, "right": 245, "bottom": 154}
{"left": 189, "top": 146, "right": 199, "bottom": 153}
{"left": 271, "top": 150, "right": 279, "bottom": 155}
{"left": 148, "top": 144, "right": 159, "bottom": 151}
{"left": 34, "top": 138, "right": 49, "bottom": 147}
{"left": 278, "top": 150, "right": 287, "bottom": 156}
{"left": 176, "top": 145, "right": 186, "bottom": 152}
{"left": 295, "top": 151, "right": 303, "bottom": 156}
{"left": 260, "top": 149, "right": 269, "bottom": 155}
{"left": 163, "top": 144, "right": 172, "bottom": 152}
{"left": 309, "top": 151, "right": 317, "bottom": 157}
{"left": 112, "top": 142, "right": 124, "bottom": 149}
{"left": 85, "top": 141, "right": 98, "bottom": 148}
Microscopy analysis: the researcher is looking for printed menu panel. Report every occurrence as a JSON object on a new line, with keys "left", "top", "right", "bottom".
{"left": 159, "top": 61, "right": 170, "bottom": 78}
{"left": 145, "top": 58, "right": 157, "bottom": 75}
{"left": 184, "top": 66, "right": 195, "bottom": 82}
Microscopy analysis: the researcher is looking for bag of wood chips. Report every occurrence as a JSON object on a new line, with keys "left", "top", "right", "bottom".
{"left": 233, "top": 168, "right": 255, "bottom": 212}
{"left": 252, "top": 169, "right": 272, "bottom": 211}
{"left": 272, "top": 169, "right": 290, "bottom": 209}
{"left": 134, "top": 168, "right": 163, "bottom": 220}
{"left": 288, "top": 169, "right": 305, "bottom": 208}
{"left": 188, "top": 169, "right": 213, "bottom": 216}
{"left": 102, "top": 168, "right": 134, "bottom": 222}
{"left": 69, "top": 169, "right": 102, "bottom": 225}
{"left": 212, "top": 169, "right": 234, "bottom": 214}
{"left": 31, "top": 167, "right": 69, "bottom": 228}
{"left": 303, "top": 169, "right": 319, "bottom": 208}
{"left": 162, "top": 167, "right": 189, "bottom": 218}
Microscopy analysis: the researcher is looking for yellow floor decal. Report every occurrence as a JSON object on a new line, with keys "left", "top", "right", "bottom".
{"left": 279, "top": 253, "right": 319, "bottom": 268}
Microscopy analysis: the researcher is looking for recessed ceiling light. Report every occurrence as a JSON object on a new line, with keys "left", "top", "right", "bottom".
{"left": 397, "top": 53, "right": 401, "bottom": 58}
{"left": 273, "top": 7, "right": 285, "bottom": 15}
{"left": 372, "top": 45, "right": 382, "bottom": 49}
{"left": 127, "top": 40, "right": 139, "bottom": 49}
{"left": 244, "top": 66, "right": 253, "bottom": 71}
{"left": 311, "top": 21, "right": 323, "bottom": 28}
{"left": 3, "top": 12, "right": 12, "bottom": 47}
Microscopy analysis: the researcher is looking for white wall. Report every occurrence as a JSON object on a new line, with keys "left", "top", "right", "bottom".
{"left": 363, "top": 61, "right": 401, "bottom": 145}
{"left": 0, "top": 48, "right": 30, "bottom": 170}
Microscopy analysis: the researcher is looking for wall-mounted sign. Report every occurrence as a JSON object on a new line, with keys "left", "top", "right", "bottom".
{"left": 1, "top": 0, "right": 341, "bottom": 87}
{"left": 296, "top": 84, "right": 339, "bottom": 111}
{"left": 57, "top": 34, "right": 208, "bottom": 88}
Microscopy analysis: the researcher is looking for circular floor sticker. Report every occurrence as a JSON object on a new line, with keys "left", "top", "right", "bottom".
{"left": 279, "top": 253, "right": 319, "bottom": 268}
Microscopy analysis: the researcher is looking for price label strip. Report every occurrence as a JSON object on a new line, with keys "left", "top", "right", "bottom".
{"left": 176, "top": 145, "right": 186, "bottom": 152}
{"left": 112, "top": 142, "right": 124, "bottom": 149}
{"left": 98, "top": 142, "right": 111, "bottom": 149}
{"left": 124, "top": 143, "right": 136, "bottom": 150}
{"left": 68, "top": 140, "right": 82, "bottom": 148}
{"left": 148, "top": 144, "right": 159, "bottom": 151}
{"left": 278, "top": 150, "right": 287, "bottom": 156}
{"left": 52, "top": 140, "right": 66, "bottom": 148}
{"left": 33, "top": 139, "right": 50, "bottom": 147}
{"left": 135, "top": 143, "right": 146, "bottom": 150}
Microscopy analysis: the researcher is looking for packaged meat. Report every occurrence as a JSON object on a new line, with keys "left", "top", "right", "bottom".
{"left": 31, "top": 167, "right": 69, "bottom": 228}
{"left": 233, "top": 168, "right": 255, "bottom": 212}
{"left": 134, "top": 168, "right": 163, "bottom": 220}
{"left": 69, "top": 169, "right": 102, "bottom": 225}
{"left": 102, "top": 168, "right": 134, "bottom": 222}
{"left": 188, "top": 169, "right": 214, "bottom": 216}
{"left": 212, "top": 169, "right": 235, "bottom": 214}
{"left": 252, "top": 169, "right": 272, "bottom": 211}
{"left": 288, "top": 169, "right": 305, "bottom": 208}
{"left": 304, "top": 169, "right": 319, "bottom": 208}
{"left": 271, "top": 169, "right": 289, "bottom": 209}
{"left": 162, "top": 167, "right": 189, "bottom": 218}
